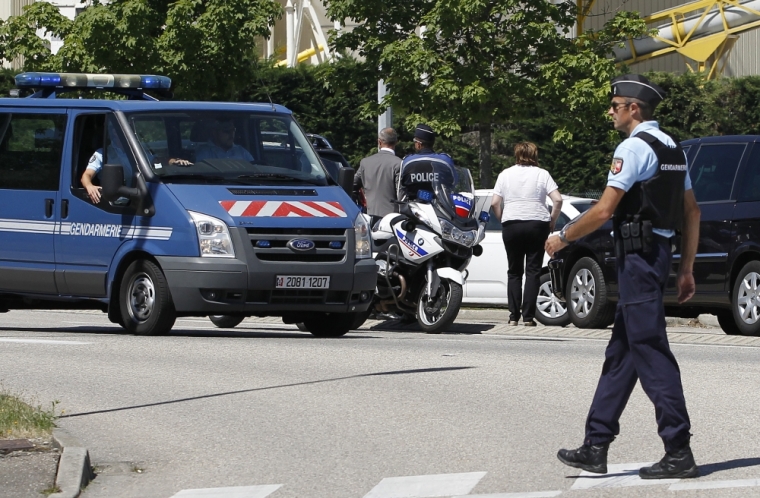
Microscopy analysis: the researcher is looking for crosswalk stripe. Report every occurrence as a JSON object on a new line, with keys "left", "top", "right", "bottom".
{"left": 362, "top": 471, "right": 486, "bottom": 498}
{"left": 456, "top": 492, "right": 562, "bottom": 497}
{"left": 570, "top": 462, "right": 680, "bottom": 490}
{"left": 170, "top": 484, "right": 282, "bottom": 497}
{"left": 669, "top": 478, "right": 760, "bottom": 490}
{"left": 0, "top": 338, "right": 92, "bottom": 345}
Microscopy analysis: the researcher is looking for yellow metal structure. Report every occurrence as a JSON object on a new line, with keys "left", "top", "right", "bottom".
{"left": 614, "top": 1, "right": 760, "bottom": 78}
{"left": 576, "top": 0, "right": 596, "bottom": 36}
{"left": 275, "top": 44, "right": 325, "bottom": 67}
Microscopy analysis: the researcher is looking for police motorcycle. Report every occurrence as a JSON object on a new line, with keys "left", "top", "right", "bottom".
{"left": 357, "top": 161, "right": 489, "bottom": 333}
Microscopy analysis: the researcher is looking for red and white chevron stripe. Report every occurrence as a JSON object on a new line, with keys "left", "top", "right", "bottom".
{"left": 219, "top": 200, "right": 347, "bottom": 218}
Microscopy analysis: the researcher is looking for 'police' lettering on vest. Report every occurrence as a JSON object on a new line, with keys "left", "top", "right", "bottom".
{"left": 410, "top": 172, "right": 439, "bottom": 183}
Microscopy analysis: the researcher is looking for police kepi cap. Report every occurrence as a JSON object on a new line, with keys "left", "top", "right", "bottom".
{"left": 610, "top": 74, "right": 666, "bottom": 108}
{"left": 414, "top": 123, "right": 436, "bottom": 141}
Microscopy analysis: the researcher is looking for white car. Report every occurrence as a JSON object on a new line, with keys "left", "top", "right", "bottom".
{"left": 464, "top": 189, "right": 597, "bottom": 326}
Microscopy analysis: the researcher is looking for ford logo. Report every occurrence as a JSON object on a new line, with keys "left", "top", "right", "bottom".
{"left": 287, "top": 239, "right": 315, "bottom": 251}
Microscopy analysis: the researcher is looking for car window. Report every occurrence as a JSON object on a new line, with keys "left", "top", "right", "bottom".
{"left": 737, "top": 143, "right": 760, "bottom": 202}
{"left": 689, "top": 143, "right": 746, "bottom": 202}
{"left": 554, "top": 212, "right": 570, "bottom": 231}
{"left": 0, "top": 112, "right": 66, "bottom": 191}
{"left": 570, "top": 200, "right": 596, "bottom": 213}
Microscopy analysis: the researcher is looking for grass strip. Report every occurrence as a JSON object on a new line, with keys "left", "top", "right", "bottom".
{"left": 0, "top": 387, "right": 58, "bottom": 439}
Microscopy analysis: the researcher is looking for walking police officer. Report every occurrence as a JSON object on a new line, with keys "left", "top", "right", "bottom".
{"left": 397, "top": 123, "right": 458, "bottom": 202}
{"left": 545, "top": 74, "right": 701, "bottom": 479}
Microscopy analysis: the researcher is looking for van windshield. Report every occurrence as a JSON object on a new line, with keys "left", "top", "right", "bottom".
{"left": 125, "top": 112, "right": 329, "bottom": 186}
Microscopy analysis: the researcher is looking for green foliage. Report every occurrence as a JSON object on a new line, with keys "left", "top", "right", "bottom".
{"left": 0, "top": 0, "right": 282, "bottom": 101}
{"left": 0, "top": 68, "right": 19, "bottom": 97}
{"left": 241, "top": 59, "right": 377, "bottom": 167}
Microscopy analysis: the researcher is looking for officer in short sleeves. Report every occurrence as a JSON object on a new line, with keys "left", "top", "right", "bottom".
{"left": 546, "top": 74, "right": 702, "bottom": 479}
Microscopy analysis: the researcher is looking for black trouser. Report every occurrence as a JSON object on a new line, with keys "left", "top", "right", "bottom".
{"left": 501, "top": 220, "right": 550, "bottom": 322}
{"left": 584, "top": 236, "right": 691, "bottom": 453}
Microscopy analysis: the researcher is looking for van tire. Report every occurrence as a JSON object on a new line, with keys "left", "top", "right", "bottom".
{"left": 566, "top": 257, "right": 616, "bottom": 329}
{"left": 209, "top": 315, "right": 245, "bottom": 328}
{"left": 730, "top": 261, "right": 760, "bottom": 336}
{"left": 303, "top": 312, "right": 355, "bottom": 337}
{"left": 535, "top": 273, "right": 570, "bottom": 326}
{"left": 120, "top": 259, "right": 176, "bottom": 336}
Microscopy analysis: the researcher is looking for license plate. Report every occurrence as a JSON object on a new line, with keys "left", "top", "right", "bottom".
{"left": 275, "top": 276, "right": 330, "bottom": 289}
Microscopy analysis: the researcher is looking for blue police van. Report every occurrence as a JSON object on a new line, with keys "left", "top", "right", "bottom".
{"left": 0, "top": 73, "right": 376, "bottom": 337}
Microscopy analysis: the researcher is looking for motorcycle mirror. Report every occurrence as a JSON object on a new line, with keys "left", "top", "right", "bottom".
{"left": 473, "top": 245, "right": 483, "bottom": 257}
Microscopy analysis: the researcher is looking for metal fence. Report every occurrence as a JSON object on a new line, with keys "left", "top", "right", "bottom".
{"left": 567, "top": 190, "right": 604, "bottom": 200}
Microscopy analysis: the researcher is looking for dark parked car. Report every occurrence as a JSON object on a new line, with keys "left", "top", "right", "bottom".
{"left": 550, "top": 135, "right": 760, "bottom": 336}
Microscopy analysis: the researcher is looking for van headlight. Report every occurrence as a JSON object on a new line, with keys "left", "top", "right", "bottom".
{"left": 439, "top": 218, "right": 478, "bottom": 247}
{"left": 189, "top": 211, "right": 235, "bottom": 258}
{"left": 354, "top": 213, "right": 371, "bottom": 259}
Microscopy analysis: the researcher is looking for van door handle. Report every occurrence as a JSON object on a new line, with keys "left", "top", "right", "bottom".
{"left": 45, "top": 198, "right": 54, "bottom": 218}
{"left": 61, "top": 199, "right": 69, "bottom": 219}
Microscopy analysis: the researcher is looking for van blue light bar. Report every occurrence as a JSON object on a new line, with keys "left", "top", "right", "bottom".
{"left": 15, "top": 72, "right": 172, "bottom": 90}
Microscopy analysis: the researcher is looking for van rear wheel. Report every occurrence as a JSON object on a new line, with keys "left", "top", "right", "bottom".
{"left": 302, "top": 312, "right": 356, "bottom": 337}
{"left": 119, "top": 259, "right": 176, "bottom": 336}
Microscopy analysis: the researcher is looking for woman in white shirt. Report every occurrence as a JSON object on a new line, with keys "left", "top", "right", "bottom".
{"left": 491, "top": 142, "right": 563, "bottom": 326}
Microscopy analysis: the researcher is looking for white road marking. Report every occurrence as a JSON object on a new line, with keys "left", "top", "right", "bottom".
{"left": 456, "top": 491, "right": 562, "bottom": 497}
{"left": 570, "top": 462, "right": 680, "bottom": 489}
{"left": 669, "top": 478, "right": 760, "bottom": 490}
{"left": 170, "top": 484, "right": 282, "bottom": 497}
{"left": 363, "top": 471, "right": 486, "bottom": 498}
{"left": 0, "top": 338, "right": 92, "bottom": 345}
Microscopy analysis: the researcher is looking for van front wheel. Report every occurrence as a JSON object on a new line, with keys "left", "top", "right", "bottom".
{"left": 120, "top": 259, "right": 176, "bottom": 336}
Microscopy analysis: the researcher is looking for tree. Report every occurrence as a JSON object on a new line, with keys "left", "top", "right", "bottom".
{"left": 325, "top": 0, "right": 648, "bottom": 187}
{"left": 0, "top": 0, "right": 282, "bottom": 101}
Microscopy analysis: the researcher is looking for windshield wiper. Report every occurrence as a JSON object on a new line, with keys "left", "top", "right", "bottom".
{"left": 236, "top": 173, "right": 325, "bottom": 186}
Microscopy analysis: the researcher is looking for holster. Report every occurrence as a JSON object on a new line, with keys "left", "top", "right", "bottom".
{"left": 615, "top": 216, "right": 654, "bottom": 255}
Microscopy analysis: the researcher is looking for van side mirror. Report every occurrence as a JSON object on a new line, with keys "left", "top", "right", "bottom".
{"left": 338, "top": 167, "right": 354, "bottom": 197}
{"left": 101, "top": 164, "right": 141, "bottom": 204}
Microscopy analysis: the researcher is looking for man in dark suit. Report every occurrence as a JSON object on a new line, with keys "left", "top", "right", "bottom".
{"left": 354, "top": 127, "right": 402, "bottom": 226}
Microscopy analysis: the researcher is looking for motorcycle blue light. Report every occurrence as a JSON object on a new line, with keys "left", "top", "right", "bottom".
{"left": 478, "top": 211, "right": 490, "bottom": 223}
{"left": 329, "top": 241, "right": 343, "bottom": 249}
{"left": 255, "top": 240, "right": 271, "bottom": 248}
{"left": 417, "top": 189, "right": 433, "bottom": 202}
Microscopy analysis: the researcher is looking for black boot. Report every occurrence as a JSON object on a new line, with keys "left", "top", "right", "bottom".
{"left": 639, "top": 444, "right": 699, "bottom": 479}
{"left": 557, "top": 442, "right": 609, "bottom": 474}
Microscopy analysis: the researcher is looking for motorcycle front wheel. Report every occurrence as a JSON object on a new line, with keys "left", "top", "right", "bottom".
{"left": 417, "top": 280, "right": 463, "bottom": 334}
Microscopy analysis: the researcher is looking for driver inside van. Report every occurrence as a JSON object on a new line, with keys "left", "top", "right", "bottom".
{"left": 81, "top": 124, "right": 132, "bottom": 204}
{"left": 195, "top": 119, "right": 254, "bottom": 162}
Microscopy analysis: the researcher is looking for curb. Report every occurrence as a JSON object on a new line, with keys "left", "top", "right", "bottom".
{"left": 49, "top": 428, "right": 94, "bottom": 498}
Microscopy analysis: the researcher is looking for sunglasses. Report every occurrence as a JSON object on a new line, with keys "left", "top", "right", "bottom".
{"left": 610, "top": 102, "right": 631, "bottom": 112}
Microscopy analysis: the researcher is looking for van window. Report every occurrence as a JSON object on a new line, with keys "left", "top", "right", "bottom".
{"left": 72, "top": 114, "right": 135, "bottom": 193}
{"left": 0, "top": 113, "right": 66, "bottom": 191}
{"left": 737, "top": 144, "right": 760, "bottom": 202}
{"left": 689, "top": 143, "right": 746, "bottom": 202}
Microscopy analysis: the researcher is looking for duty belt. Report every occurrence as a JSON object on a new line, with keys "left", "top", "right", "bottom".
{"left": 616, "top": 215, "right": 654, "bottom": 254}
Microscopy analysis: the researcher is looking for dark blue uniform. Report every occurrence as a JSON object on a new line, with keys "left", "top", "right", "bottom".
{"left": 584, "top": 122, "right": 692, "bottom": 453}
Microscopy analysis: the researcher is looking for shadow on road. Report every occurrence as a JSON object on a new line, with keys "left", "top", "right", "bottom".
{"left": 58, "top": 366, "right": 476, "bottom": 419}
{"left": 367, "top": 320, "right": 494, "bottom": 334}
{"left": 699, "top": 457, "right": 760, "bottom": 476}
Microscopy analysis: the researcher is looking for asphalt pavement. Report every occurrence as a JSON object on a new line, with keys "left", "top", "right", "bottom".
{"left": 0, "top": 307, "right": 746, "bottom": 498}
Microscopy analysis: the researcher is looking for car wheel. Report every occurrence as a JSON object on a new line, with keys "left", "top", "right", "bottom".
{"left": 716, "top": 310, "right": 741, "bottom": 335}
{"left": 535, "top": 273, "right": 570, "bottom": 326}
{"left": 119, "top": 259, "right": 176, "bottom": 335}
{"left": 730, "top": 261, "right": 760, "bottom": 336}
{"left": 209, "top": 315, "right": 245, "bottom": 328}
{"left": 566, "top": 257, "right": 616, "bottom": 329}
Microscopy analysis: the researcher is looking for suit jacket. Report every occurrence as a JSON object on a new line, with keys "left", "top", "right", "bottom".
{"left": 354, "top": 149, "right": 401, "bottom": 217}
